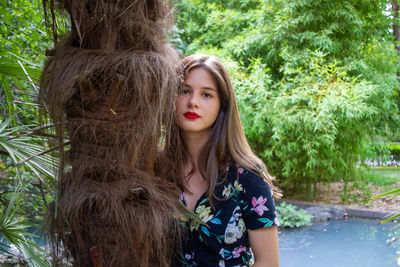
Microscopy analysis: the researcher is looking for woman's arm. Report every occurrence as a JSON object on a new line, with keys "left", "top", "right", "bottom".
{"left": 248, "top": 226, "right": 279, "bottom": 267}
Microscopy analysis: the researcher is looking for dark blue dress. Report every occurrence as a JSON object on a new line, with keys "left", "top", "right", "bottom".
{"left": 179, "top": 164, "right": 278, "bottom": 267}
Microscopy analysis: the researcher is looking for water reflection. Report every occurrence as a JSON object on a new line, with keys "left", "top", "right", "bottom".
{"left": 279, "top": 218, "right": 400, "bottom": 267}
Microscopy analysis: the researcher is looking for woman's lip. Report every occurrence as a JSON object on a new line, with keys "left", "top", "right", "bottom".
{"left": 184, "top": 112, "right": 200, "bottom": 119}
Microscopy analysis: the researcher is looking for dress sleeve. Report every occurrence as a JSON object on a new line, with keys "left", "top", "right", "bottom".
{"left": 239, "top": 167, "right": 279, "bottom": 230}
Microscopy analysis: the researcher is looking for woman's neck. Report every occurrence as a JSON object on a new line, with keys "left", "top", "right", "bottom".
{"left": 181, "top": 130, "right": 210, "bottom": 202}
{"left": 182, "top": 129, "right": 211, "bottom": 164}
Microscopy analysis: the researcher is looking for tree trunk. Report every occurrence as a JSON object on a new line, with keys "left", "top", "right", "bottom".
{"left": 305, "top": 175, "right": 311, "bottom": 201}
{"left": 40, "top": 1, "right": 182, "bottom": 266}
{"left": 312, "top": 179, "right": 317, "bottom": 201}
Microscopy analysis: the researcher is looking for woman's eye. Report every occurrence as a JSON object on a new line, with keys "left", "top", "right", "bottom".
{"left": 202, "top": 93, "right": 212, "bottom": 98}
{"left": 181, "top": 89, "right": 190, "bottom": 94}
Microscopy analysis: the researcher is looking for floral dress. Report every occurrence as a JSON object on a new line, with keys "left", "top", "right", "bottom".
{"left": 178, "top": 164, "right": 279, "bottom": 267}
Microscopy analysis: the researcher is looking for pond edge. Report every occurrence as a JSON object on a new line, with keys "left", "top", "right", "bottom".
{"left": 276, "top": 199, "right": 396, "bottom": 220}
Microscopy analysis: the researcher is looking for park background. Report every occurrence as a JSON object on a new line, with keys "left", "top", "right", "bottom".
{"left": 0, "top": 0, "right": 399, "bottom": 265}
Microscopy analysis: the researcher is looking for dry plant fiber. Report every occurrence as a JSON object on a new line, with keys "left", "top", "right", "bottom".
{"left": 40, "top": 0, "right": 183, "bottom": 266}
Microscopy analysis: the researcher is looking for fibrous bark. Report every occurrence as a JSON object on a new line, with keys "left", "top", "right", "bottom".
{"left": 40, "top": 1, "right": 182, "bottom": 266}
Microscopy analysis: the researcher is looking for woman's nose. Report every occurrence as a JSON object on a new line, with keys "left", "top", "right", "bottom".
{"left": 187, "top": 93, "right": 199, "bottom": 108}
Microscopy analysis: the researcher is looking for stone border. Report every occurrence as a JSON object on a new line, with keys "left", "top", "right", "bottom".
{"left": 276, "top": 199, "right": 397, "bottom": 221}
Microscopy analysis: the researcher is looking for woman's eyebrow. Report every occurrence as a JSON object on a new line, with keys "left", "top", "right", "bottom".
{"left": 202, "top": 86, "right": 217, "bottom": 92}
{"left": 184, "top": 84, "right": 217, "bottom": 92}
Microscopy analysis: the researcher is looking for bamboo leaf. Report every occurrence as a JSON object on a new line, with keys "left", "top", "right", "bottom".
{"left": 379, "top": 213, "right": 400, "bottom": 224}
{"left": 370, "top": 188, "right": 400, "bottom": 199}
{"left": 17, "top": 60, "right": 39, "bottom": 93}
{"left": 0, "top": 62, "right": 41, "bottom": 81}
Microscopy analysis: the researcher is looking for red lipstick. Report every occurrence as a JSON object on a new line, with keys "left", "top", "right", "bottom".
{"left": 184, "top": 111, "right": 200, "bottom": 119}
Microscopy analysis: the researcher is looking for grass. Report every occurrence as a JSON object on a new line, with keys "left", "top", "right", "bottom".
{"left": 362, "top": 167, "right": 400, "bottom": 187}
{"left": 366, "top": 166, "right": 400, "bottom": 171}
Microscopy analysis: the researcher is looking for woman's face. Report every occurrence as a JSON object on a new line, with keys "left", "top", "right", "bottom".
{"left": 175, "top": 67, "right": 221, "bottom": 136}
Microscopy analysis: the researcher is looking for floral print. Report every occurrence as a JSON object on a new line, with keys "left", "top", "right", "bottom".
{"left": 224, "top": 206, "right": 246, "bottom": 244}
{"left": 179, "top": 165, "right": 277, "bottom": 266}
{"left": 222, "top": 179, "right": 244, "bottom": 199}
{"left": 222, "top": 183, "right": 234, "bottom": 198}
{"left": 234, "top": 180, "right": 243, "bottom": 192}
{"left": 180, "top": 251, "right": 197, "bottom": 267}
{"left": 232, "top": 246, "right": 247, "bottom": 258}
{"left": 191, "top": 205, "right": 213, "bottom": 231}
{"left": 250, "top": 196, "right": 269, "bottom": 216}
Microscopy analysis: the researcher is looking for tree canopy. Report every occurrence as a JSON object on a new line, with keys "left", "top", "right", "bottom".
{"left": 174, "top": 0, "right": 400, "bottom": 199}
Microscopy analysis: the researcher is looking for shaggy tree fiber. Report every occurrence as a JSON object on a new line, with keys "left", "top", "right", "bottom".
{"left": 40, "top": 0, "right": 182, "bottom": 266}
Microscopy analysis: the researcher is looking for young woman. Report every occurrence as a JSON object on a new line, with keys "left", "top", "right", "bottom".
{"left": 165, "top": 54, "right": 280, "bottom": 267}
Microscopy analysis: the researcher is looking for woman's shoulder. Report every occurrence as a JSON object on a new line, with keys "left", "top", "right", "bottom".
{"left": 217, "top": 163, "right": 273, "bottom": 199}
{"left": 237, "top": 166, "right": 278, "bottom": 227}
{"left": 225, "top": 164, "right": 268, "bottom": 187}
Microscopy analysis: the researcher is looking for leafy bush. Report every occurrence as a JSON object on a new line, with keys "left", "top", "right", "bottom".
{"left": 236, "top": 52, "right": 398, "bottom": 200}
{"left": 275, "top": 202, "right": 313, "bottom": 228}
{"left": 388, "top": 143, "right": 400, "bottom": 160}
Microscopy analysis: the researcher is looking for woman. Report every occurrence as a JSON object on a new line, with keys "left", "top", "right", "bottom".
{"left": 165, "top": 54, "right": 280, "bottom": 267}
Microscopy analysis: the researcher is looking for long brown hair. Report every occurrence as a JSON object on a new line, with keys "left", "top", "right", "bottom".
{"left": 165, "top": 54, "right": 281, "bottom": 206}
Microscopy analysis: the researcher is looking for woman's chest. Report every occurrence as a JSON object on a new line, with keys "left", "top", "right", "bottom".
{"left": 184, "top": 180, "right": 250, "bottom": 249}
{"left": 183, "top": 172, "right": 208, "bottom": 211}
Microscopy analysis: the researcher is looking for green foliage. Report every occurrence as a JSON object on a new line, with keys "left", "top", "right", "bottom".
{"left": 340, "top": 177, "right": 372, "bottom": 204}
{"left": 0, "top": 0, "right": 67, "bottom": 64}
{"left": 174, "top": 0, "right": 261, "bottom": 54}
{"left": 0, "top": 117, "right": 54, "bottom": 263}
{"left": 388, "top": 143, "right": 400, "bottom": 159}
{"left": 275, "top": 202, "right": 313, "bottom": 228}
{"left": 1, "top": 0, "right": 46, "bottom": 61}
{"left": 175, "top": 0, "right": 399, "bottom": 201}
{"left": 236, "top": 52, "right": 397, "bottom": 200}
{"left": 274, "top": 1, "right": 388, "bottom": 57}
{"left": 0, "top": 188, "right": 49, "bottom": 266}
{"left": 0, "top": 1, "right": 61, "bottom": 260}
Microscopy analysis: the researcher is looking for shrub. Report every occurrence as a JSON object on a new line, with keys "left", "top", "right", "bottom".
{"left": 236, "top": 53, "right": 398, "bottom": 201}
{"left": 388, "top": 143, "right": 400, "bottom": 160}
{"left": 275, "top": 202, "right": 313, "bottom": 228}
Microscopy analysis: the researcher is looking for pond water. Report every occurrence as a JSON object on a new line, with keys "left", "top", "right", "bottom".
{"left": 279, "top": 218, "right": 400, "bottom": 267}
{"left": 1, "top": 218, "right": 398, "bottom": 266}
